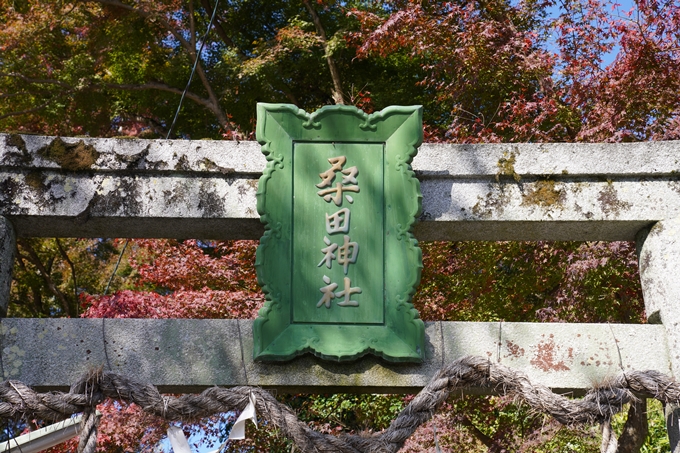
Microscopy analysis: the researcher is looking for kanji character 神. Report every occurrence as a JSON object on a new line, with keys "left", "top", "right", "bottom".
{"left": 337, "top": 235, "right": 359, "bottom": 275}
{"left": 317, "top": 236, "right": 338, "bottom": 269}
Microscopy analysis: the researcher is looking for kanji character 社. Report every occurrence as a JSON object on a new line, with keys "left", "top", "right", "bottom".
{"left": 317, "top": 275, "right": 338, "bottom": 308}
{"left": 335, "top": 277, "right": 361, "bottom": 307}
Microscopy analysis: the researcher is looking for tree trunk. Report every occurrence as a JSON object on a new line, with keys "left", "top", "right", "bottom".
{"left": 303, "top": 0, "right": 346, "bottom": 105}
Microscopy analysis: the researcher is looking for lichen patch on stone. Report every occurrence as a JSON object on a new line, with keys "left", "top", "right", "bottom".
{"left": 597, "top": 184, "right": 631, "bottom": 216}
{"left": 3, "top": 134, "right": 31, "bottom": 165}
{"left": 530, "top": 335, "right": 571, "bottom": 372}
{"left": 471, "top": 185, "right": 512, "bottom": 219}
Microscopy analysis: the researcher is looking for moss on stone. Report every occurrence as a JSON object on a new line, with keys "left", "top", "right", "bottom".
{"left": 5, "top": 134, "right": 27, "bottom": 153}
{"left": 24, "top": 172, "right": 44, "bottom": 190}
{"left": 472, "top": 187, "right": 512, "bottom": 218}
{"left": 174, "top": 155, "right": 191, "bottom": 171}
{"left": 522, "top": 180, "right": 564, "bottom": 207}
{"left": 199, "top": 158, "right": 235, "bottom": 174}
{"left": 37, "top": 137, "right": 99, "bottom": 171}
{"left": 496, "top": 152, "right": 521, "bottom": 182}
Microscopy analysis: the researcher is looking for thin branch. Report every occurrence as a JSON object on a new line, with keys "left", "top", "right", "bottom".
{"left": 189, "top": 0, "right": 196, "bottom": 51}
{"left": 459, "top": 415, "right": 495, "bottom": 449}
{"left": 0, "top": 99, "right": 56, "bottom": 121}
{"left": 104, "top": 82, "right": 213, "bottom": 111}
{"left": 616, "top": 399, "right": 648, "bottom": 453}
{"left": 0, "top": 72, "right": 72, "bottom": 89}
{"left": 54, "top": 239, "right": 78, "bottom": 316}
{"left": 91, "top": 0, "right": 231, "bottom": 130}
{"left": 269, "top": 82, "right": 299, "bottom": 105}
{"left": 1, "top": 77, "right": 223, "bottom": 129}
{"left": 302, "top": 0, "right": 346, "bottom": 104}
{"left": 104, "top": 240, "right": 129, "bottom": 295}
{"left": 0, "top": 92, "right": 31, "bottom": 100}
{"left": 199, "top": 0, "right": 246, "bottom": 58}
{"left": 16, "top": 239, "right": 72, "bottom": 317}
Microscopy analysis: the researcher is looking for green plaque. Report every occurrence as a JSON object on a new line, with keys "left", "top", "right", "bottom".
{"left": 254, "top": 103, "right": 425, "bottom": 362}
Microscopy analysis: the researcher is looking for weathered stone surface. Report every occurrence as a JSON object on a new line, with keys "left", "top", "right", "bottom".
{"left": 0, "top": 133, "right": 263, "bottom": 173}
{"left": 637, "top": 217, "right": 680, "bottom": 378}
{"left": 0, "top": 134, "right": 678, "bottom": 394}
{"left": 0, "top": 318, "right": 669, "bottom": 393}
{"left": 413, "top": 141, "right": 680, "bottom": 177}
{"left": 2, "top": 134, "right": 680, "bottom": 240}
{"left": 0, "top": 134, "right": 263, "bottom": 239}
{"left": 0, "top": 217, "right": 14, "bottom": 316}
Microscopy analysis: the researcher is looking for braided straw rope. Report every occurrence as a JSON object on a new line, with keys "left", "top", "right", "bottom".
{"left": 0, "top": 355, "right": 677, "bottom": 453}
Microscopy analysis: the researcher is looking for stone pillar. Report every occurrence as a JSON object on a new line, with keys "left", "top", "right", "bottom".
{"left": 0, "top": 217, "right": 15, "bottom": 317}
{"left": 636, "top": 217, "right": 680, "bottom": 452}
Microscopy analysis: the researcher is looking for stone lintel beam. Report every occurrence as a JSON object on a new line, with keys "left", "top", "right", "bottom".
{"left": 2, "top": 134, "right": 680, "bottom": 241}
{"left": 0, "top": 318, "right": 669, "bottom": 394}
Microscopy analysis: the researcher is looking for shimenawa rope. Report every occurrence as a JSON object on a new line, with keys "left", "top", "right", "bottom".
{"left": 0, "top": 355, "right": 677, "bottom": 453}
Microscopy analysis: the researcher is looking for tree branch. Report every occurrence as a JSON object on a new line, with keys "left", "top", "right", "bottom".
{"left": 89, "top": 0, "right": 194, "bottom": 52}
{"left": 17, "top": 239, "right": 72, "bottom": 317}
{"left": 0, "top": 73, "right": 78, "bottom": 120}
{"left": 0, "top": 100, "right": 55, "bottom": 121}
{"left": 302, "top": 0, "right": 346, "bottom": 104}
{"left": 104, "top": 82, "right": 211, "bottom": 111}
{"left": 616, "top": 399, "right": 648, "bottom": 453}
{"left": 90, "top": 0, "right": 232, "bottom": 132}
{"left": 55, "top": 238, "right": 78, "bottom": 316}
{"left": 0, "top": 72, "right": 72, "bottom": 89}
{"left": 7, "top": 1, "right": 232, "bottom": 132}
{"left": 459, "top": 415, "right": 495, "bottom": 449}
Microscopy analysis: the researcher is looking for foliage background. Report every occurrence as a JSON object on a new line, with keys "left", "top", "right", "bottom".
{"left": 1, "top": 0, "right": 678, "bottom": 451}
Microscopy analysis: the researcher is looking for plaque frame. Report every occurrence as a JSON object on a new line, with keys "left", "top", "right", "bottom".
{"left": 254, "top": 103, "right": 425, "bottom": 362}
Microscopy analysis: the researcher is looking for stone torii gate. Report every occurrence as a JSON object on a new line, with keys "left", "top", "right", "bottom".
{"left": 0, "top": 133, "right": 679, "bottom": 445}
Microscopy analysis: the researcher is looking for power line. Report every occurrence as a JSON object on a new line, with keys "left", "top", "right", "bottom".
{"left": 104, "top": 2, "right": 221, "bottom": 297}
{"left": 165, "top": 0, "right": 221, "bottom": 139}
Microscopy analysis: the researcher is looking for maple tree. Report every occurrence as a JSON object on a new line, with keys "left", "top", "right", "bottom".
{"left": 0, "top": 0, "right": 425, "bottom": 138}
{"left": 2, "top": 0, "right": 680, "bottom": 451}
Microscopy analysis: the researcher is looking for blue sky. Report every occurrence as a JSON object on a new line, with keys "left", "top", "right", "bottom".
{"left": 544, "top": 0, "right": 637, "bottom": 68}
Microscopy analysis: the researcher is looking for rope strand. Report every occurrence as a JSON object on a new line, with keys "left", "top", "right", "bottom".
{"left": 0, "top": 355, "right": 677, "bottom": 453}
